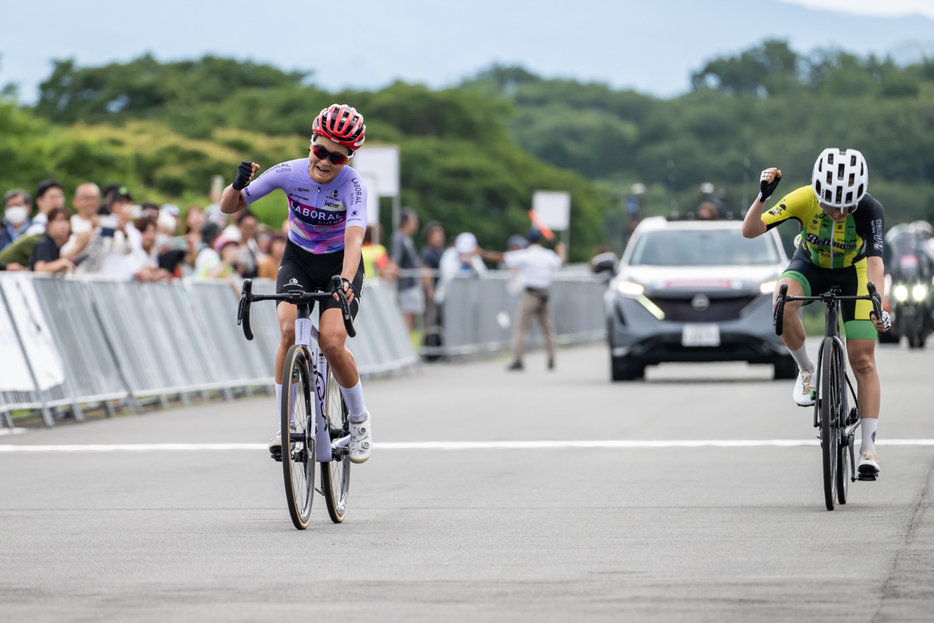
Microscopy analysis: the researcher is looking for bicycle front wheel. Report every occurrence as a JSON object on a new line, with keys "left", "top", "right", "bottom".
{"left": 282, "top": 345, "right": 315, "bottom": 530}
{"left": 818, "top": 338, "right": 842, "bottom": 511}
{"left": 322, "top": 370, "right": 351, "bottom": 523}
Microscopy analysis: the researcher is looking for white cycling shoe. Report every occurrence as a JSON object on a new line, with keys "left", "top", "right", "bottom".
{"left": 858, "top": 453, "right": 881, "bottom": 479}
{"left": 268, "top": 431, "right": 282, "bottom": 455}
{"left": 349, "top": 411, "right": 372, "bottom": 464}
{"left": 268, "top": 425, "right": 297, "bottom": 456}
{"left": 793, "top": 369, "right": 816, "bottom": 407}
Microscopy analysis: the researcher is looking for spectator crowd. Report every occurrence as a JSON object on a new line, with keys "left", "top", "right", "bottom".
{"left": 0, "top": 179, "right": 284, "bottom": 286}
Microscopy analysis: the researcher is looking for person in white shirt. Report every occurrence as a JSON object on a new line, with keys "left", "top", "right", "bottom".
{"left": 434, "top": 232, "right": 487, "bottom": 305}
{"left": 503, "top": 229, "right": 566, "bottom": 371}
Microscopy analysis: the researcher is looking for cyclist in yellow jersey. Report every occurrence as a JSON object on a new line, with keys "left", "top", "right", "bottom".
{"left": 742, "top": 148, "right": 891, "bottom": 479}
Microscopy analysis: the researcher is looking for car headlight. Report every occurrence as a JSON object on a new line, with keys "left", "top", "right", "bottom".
{"left": 894, "top": 285, "right": 909, "bottom": 302}
{"left": 912, "top": 284, "right": 927, "bottom": 302}
{"left": 616, "top": 281, "right": 644, "bottom": 296}
{"left": 615, "top": 280, "right": 665, "bottom": 320}
{"left": 759, "top": 280, "right": 777, "bottom": 294}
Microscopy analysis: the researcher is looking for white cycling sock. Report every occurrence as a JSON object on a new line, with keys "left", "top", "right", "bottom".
{"left": 339, "top": 379, "right": 367, "bottom": 421}
{"left": 275, "top": 383, "right": 282, "bottom": 414}
{"left": 860, "top": 418, "right": 878, "bottom": 455}
{"left": 789, "top": 345, "right": 814, "bottom": 373}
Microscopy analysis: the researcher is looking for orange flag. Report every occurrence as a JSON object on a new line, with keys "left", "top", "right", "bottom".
{"left": 527, "top": 210, "right": 555, "bottom": 240}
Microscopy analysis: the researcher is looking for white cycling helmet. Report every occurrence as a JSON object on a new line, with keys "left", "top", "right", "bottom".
{"left": 811, "top": 148, "right": 868, "bottom": 212}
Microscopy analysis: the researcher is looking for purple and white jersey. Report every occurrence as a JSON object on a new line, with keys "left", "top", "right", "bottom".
{"left": 241, "top": 159, "right": 368, "bottom": 255}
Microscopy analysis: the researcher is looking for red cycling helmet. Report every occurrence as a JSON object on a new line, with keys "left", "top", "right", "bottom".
{"left": 312, "top": 104, "right": 366, "bottom": 152}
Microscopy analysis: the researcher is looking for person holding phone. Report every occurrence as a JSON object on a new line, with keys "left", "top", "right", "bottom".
{"left": 61, "top": 183, "right": 106, "bottom": 273}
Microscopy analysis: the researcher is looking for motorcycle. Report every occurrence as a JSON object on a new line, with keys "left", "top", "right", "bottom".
{"left": 888, "top": 254, "right": 934, "bottom": 349}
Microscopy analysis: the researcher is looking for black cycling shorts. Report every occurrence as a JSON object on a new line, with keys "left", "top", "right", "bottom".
{"left": 782, "top": 253, "right": 875, "bottom": 340}
{"left": 276, "top": 240, "right": 364, "bottom": 320}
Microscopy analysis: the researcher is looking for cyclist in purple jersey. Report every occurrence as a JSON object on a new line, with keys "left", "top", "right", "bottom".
{"left": 220, "top": 104, "right": 373, "bottom": 464}
{"left": 242, "top": 159, "right": 367, "bottom": 255}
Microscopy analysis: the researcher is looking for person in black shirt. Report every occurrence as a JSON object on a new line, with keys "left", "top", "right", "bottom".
{"left": 29, "top": 208, "right": 79, "bottom": 273}
{"left": 419, "top": 221, "right": 446, "bottom": 358}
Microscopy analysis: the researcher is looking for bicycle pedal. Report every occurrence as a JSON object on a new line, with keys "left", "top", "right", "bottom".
{"left": 270, "top": 451, "right": 283, "bottom": 463}
{"left": 857, "top": 470, "right": 878, "bottom": 482}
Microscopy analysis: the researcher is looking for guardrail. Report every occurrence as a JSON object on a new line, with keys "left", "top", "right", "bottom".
{"left": 0, "top": 270, "right": 608, "bottom": 427}
{"left": 0, "top": 273, "right": 418, "bottom": 427}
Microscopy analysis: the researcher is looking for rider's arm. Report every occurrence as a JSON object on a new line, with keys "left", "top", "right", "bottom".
{"left": 742, "top": 167, "right": 783, "bottom": 239}
{"left": 341, "top": 225, "right": 365, "bottom": 302}
{"left": 220, "top": 162, "right": 263, "bottom": 214}
{"left": 867, "top": 256, "right": 884, "bottom": 295}
{"left": 220, "top": 185, "right": 247, "bottom": 215}
{"left": 741, "top": 197, "right": 768, "bottom": 239}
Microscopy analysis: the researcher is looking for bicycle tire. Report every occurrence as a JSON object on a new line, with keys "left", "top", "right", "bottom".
{"left": 322, "top": 370, "right": 351, "bottom": 523}
{"left": 282, "top": 345, "right": 315, "bottom": 530}
{"left": 818, "top": 338, "right": 840, "bottom": 511}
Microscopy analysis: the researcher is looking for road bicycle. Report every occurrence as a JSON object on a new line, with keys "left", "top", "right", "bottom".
{"left": 237, "top": 276, "right": 356, "bottom": 529}
{"left": 774, "top": 281, "right": 883, "bottom": 511}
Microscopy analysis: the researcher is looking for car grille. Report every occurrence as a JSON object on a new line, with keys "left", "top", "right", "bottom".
{"left": 647, "top": 295, "right": 758, "bottom": 322}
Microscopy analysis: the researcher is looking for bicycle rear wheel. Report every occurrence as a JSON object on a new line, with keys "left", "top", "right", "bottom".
{"left": 818, "top": 338, "right": 841, "bottom": 511}
{"left": 322, "top": 370, "right": 351, "bottom": 523}
{"left": 282, "top": 345, "right": 314, "bottom": 530}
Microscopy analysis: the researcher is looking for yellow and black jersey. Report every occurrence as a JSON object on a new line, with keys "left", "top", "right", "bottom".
{"left": 761, "top": 186, "right": 885, "bottom": 269}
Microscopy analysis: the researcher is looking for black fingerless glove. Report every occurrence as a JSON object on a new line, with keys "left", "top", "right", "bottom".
{"left": 759, "top": 169, "right": 781, "bottom": 202}
{"left": 232, "top": 161, "right": 254, "bottom": 191}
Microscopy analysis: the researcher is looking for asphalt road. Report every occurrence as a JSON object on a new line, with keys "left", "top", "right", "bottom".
{"left": 2, "top": 340, "right": 933, "bottom": 622}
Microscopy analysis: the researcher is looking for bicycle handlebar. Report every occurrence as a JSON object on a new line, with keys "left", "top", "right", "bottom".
{"left": 236, "top": 277, "right": 356, "bottom": 341}
{"left": 773, "top": 282, "right": 884, "bottom": 337}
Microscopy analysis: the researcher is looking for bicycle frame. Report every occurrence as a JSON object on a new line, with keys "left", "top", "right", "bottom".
{"left": 294, "top": 308, "right": 351, "bottom": 463}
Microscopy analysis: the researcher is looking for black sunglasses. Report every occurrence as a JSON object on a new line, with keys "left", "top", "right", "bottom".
{"left": 311, "top": 144, "right": 351, "bottom": 165}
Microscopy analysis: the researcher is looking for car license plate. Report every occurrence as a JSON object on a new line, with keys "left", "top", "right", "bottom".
{"left": 682, "top": 323, "right": 720, "bottom": 347}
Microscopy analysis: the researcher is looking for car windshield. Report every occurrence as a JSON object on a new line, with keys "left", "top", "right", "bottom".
{"left": 629, "top": 228, "right": 780, "bottom": 267}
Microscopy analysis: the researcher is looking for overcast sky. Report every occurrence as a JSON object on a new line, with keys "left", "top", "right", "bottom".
{"left": 1, "top": 0, "right": 932, "bottom": 104}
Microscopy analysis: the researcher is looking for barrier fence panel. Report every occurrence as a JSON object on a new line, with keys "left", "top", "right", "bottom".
{"left": 0, "top": 274, "right": 59, "bottom": 426}
{"left": 0, "top": 391, "right": 10, "bottom": 429}
{"left": 85, "top": 279, "right": 197, "bottom": 407}
{"left": 550, "top": 277, "right": 608, "bottom": 344}
{"left": 436, "top": 272, "right": 607, "bottom": 358}
{"left": 31, "top": 276, "right": 129, "bottom": 419}
{"left": 152, "top": 282, "right": 231, "bottom": 400}
{"left": 185, "top": 280, "right": 273, "bottom": 391}
{"left": 248, "top": 279, "right": 286, "bottom": 375}
{"left": 353, "top": 281, "right": 419, "bottom": 376}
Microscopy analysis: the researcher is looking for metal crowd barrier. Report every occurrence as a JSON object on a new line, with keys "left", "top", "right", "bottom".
{"left": 0, "top": 273, "right": 417, "bottom": 427}
{"left": 432, "top": 272, "right": 607, "bottom": 357}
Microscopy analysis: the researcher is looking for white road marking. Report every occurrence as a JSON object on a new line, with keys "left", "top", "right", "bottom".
{"left": 1, "top": 439, "right": 933, "bottom": 453}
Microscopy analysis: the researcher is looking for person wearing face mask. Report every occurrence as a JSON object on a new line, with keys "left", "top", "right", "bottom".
{"left": 1, "top": 189, "right": 34, "bottom": 252}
